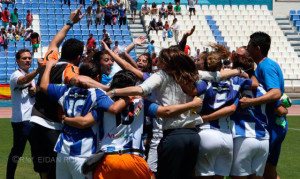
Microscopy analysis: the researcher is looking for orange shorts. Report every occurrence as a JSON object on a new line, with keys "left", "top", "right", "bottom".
{"left": 93, "top": 154, "right": 152, "bottom": 179}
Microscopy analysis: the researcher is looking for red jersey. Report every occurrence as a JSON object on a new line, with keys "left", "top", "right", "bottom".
{"left": 87, "top": 38, "right": 96, "bottom": 49}
{"left": 2, "top": 11, "right": 10, "bottom": 23}
{"left": 184, "top": 45, "right": 191, "bottom": 55}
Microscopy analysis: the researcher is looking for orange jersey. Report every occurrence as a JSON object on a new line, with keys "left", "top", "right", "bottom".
{"left": 43, "top": 49, "right": 79, "bottom": 84}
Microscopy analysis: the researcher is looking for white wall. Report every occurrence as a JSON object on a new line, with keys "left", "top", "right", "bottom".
{"left": 273, "top": 0, "right": 300, "bottom": 17}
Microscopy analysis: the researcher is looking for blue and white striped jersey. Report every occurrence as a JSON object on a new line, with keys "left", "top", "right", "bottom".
{"left": 196, "top": 76, "right": 252, "bottom": 132}
{"left": 230, "top": 85, "right": 269, "bottom": 139}
{"left": 47, "top": 84, "right": 113, "bottom": 157}
{"left": 100, "top": 98, "right": 158, "bottom": 157}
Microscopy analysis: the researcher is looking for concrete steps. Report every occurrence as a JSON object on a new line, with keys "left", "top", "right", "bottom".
{"left": 127, "top": 11, "right": 148, "bottom": 56}
{"left": 276, "top": 16, "right": 300, "bottom": 57}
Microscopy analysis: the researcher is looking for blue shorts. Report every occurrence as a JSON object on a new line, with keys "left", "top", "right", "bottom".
{"left": 267, "top": 120, "right": 288, "bottom": 166}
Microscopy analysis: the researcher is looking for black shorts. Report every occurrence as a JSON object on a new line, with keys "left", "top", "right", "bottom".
{"left": 30, "top": 123, "right": 60, "bottom": 175}
{"left": 131, "top": 8, "right": 137, "bottom": 15}
{"left": 189, "top": 8, "right": 195, "bottom": 13}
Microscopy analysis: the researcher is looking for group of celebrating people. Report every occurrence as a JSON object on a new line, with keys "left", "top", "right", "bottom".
{"left": 7, "top": 5, "right": 289, "bottom": 179}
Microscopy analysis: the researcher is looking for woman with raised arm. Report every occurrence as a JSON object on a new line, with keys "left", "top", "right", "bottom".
{"left": 109, "top": 48, "right": 201, "bottom": 179}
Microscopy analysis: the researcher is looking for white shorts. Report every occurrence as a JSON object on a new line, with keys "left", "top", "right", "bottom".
{"left": 56, "top": 153, "right": 92, "bottom": 179}
{"left": 147, "top": 132, "right": 163, "bottom": 172}
{"left": 195, "top": 129, "right": 233, "bottom": 176}
{"left": 231, "top": 137, "right": 269, "bottom": 177}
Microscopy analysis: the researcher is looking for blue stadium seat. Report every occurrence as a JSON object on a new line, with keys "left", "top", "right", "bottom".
{"left": 47, "top": 4, "right": 55, "bottom": 9}
{"left": 56, "top": 15, "right": 63, "bottom": 19}
{"left": 298, "top": 26, "right": 300, "bottom": 31}
{"left": 82, "top": 30, "right": 89, "bottom": 35}
{"left": 210, "top": 24, "right": 218, "bottom": 30}
{"left": 114, "top": 31, "right": 121, "bottom": 36}
{"left": 82, "top": 35, "right": 89, "bottom": 41}
{"left": 113, "top": 25, "right": 120, "bottom": 30}
{"left": 15, "top": 3, "right": 23, "bottom": 9}
{"left": 90, "top": 30, "right": 97, "bottom": 35}
{"left": 48, "top": 14, "right": 55, "bottom": 19}
{"left": 123, "top": 36, "right": 132, "bottom": 41}
{"left": 97, "top": 25, "right": 104, "bottom": 30}
{"left": 115, "top": 36, "right": 122, "bottom": 41}
{"left": 24, "top": 3, "right": 31, "bottom": 9}
{"left": 105, "top": 25, "right": 113, "bottom": 30}
{"left": 206, "top": 15, "right": 213, "bottom": 20}
{"left": 74, "top": 36, "right": 83, "bottom": 41}
{"left": 7, "top": 68, "right": 16, "bottom": 75}
{"left": 120, "top": 25, "right": 128, "bottom": 30}
{"left": 47, "top": 9, "right": 55, "bottom": 15}
{"left": 39, "top": 3, "right": 46, "bottom": 9}
{"left": 98, "top": 36, "right": 103, "bottom": 41}
{"left": 56, "top": 9, "right": 63, "bottom": 14}
{"left": 207, "top": 20, "right": 216, "bottom": 25}
{"left": 73, "top": 25, "right": 81, "bottom": 30}
{"left": 107, "top": 30, "right": 113, "bottom": 35}
{"left": 216, "top": 36, "right": 224, "bottom": 42}
{"left": 32, "top": 3, "right": 39, "bottom": 9}
{"left": 40, "top": 14, "right": 47, "bottom": 20}
{"left": 7, "top": 46, "right": 15, "bottom": 52}
{"left": 294, "top": 20, "right": 300, "bottom": 26}
{"left": 8, "top": 52, "right": 15, "bottom": 57}
{"left": 42, "top": 41, "right": 49, "bottom": 47}
{"left": 48, "top": 25, "right": 57, "bottom": 30}
{"left": 57, "top": 25, "right": 64, "bottom": 30}
{"left": 73, "top": 30, "right": 82, "bottom": 36}
{"left": 70, "top": 5, "right": 78, "bottom": 10}
{"left": 290, "top": 10, "right": 296, "bottom": 15}
{"left": 213, "top": 30, "right": 221, "bottom": 37}
{"left": 122, "top": 30, "right": 130, "bottom": 36}
{"left": 7, "top": 62, "right": 16, "bottom": 68}
{"left": 48, "top": 19, "right": 56, "bottom": 25}
{"left": 49, "top": 30, "right": 57, "bottom": 35}
{"left": 297, "top": 10, "right": 300, "bottom": 14}
{"left": 63, "top": 9, "right": 70, "bottom": 15}
{"left": 290, "top": 15, "right": 299, "bottom": 21}
{"left": 40, "top": 20, "right": 48, "bottom": 25}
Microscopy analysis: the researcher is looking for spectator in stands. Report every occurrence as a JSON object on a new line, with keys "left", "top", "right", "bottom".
{"left": 184, "top": 44, "right": 191, "bottom": 55}
{"left": 6, "top": 49, "right": 43, "bottom": 179}
{"left": 166, "top": 2, "right": 174, "bottom": 17}
{"left": 30, "top": 31, "right": 40, "bottom": 54}
{"left": 6, "top": 22, "right": 16, "bottom": 33}
{"left": 7, "top": 29, "right": 14, "bottom": 41}
{"left": 162, "top": 27, "right": 166, "bottom": 41}
{"left": 171, "top": 18, "right": 179, "bottom": 44}
{"left": 193, "top": 48, "right": 201, "bottom": 59}
{"left": 80, "top": 0, "right": 86, "bottom": 7}
{"left": 151, "top": 2, "right": 158, "bottom": 15}
{"left": 86, "top": 6, "right": 93, "bottom": 28}
{"left": 24, "top": 28, "right": 32, "bottom": 44}
{"left": 113, "top": 41, "right": 119, "bottom": 53}
{"left": 62, "top": 0, "right": 70, "bottom": 6}
{"left": 16, "top": 20, "right": 23, "bottom": 32}
{"left": 0, "top": 27, "right": 8, "bottom": 56}
{"left": 26, "top": 10, "right": 33, "bottom": 29}
{"left": 103, "top": 33, "right": 112, "bottom": 49}
{"left": 95, "top": 4, "right": 102, "bottom": 27}
{"left": 141, "top": 1, "right": 150, "bottom": 16}
{"left": 147, "top": 18, "right": 158, "bottom": 35}
{"left": 130, "top": 0, "right": 137, "bottom": 23}
{"left": 147, "top": 40, "right": 155, "bottom": 55}
{"left": 86, "top": 33, "right": 96, "bottom": 54}
{"left": 165, "top": 20, "right": 170, "bottom": 30}
{"left": 157, "top": 18, "right": 164, "bottom": 30}
{"left": 102, "top": 29, "right": 109, "bottom": 37}
{"left": 99, "top": 0, "right": 108, "bottom": 7}
{"left": 188, "top": 0, "right": 198, "bottom": 17}
{"left": 174, "top": 2, "right": 182, "bottom": 15}
{"left": 111, "top": 5, "right": 119, "bottom": 25}
{"left": 119, "top": 3, "right": 126, "bottom": 26}
{"left": 20, "top": 26, "right": 25, "bottom": 38}
{"left": 108, "top": 0, "right": 114, "bottom": 6}
{"left": 11, "top": 8, "right": 18, "bottom": 27}
{"left": 103, "top": 4, "right": 112, "bottom": 25}
{"left": 159, "top": 2, "right": 167, "bottom": 19}
{"left": 2, "top": 7, "right": 10, "bottom": 29}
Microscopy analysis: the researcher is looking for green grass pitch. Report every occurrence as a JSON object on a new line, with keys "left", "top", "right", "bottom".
{"left": 0, "top": 117, "right": 299, "bottom": 178}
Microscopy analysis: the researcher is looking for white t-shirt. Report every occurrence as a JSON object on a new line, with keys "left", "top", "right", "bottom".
{"left": 6, "top": 25, "right": 16, "bottom": 32}
{"left": 171, "top": 22, "right": 179, "bottom": 31}
{"left": 162, "top": 29, "right": 166, "bottom": 38}
{"left": 188, "top": 0, "right": 196, "bottom": 8}
{"left": 10, "top": 69, "right": 36, "bottom": 123}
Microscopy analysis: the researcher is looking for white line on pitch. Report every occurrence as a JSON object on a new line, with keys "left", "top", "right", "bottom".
{"left": 289, "top": 128, "right": 300, "bottom": 131}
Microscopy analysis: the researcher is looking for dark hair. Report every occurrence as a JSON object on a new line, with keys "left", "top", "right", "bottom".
{"left": 158, "top": 48, "right": 198, "bottom": 93}
{"left": 203, "top": 44, "right": 230, "bottom": 72}
{"left": 138, "top": 53, "right": 152, "bottom": 73}
{"left": 249, "top": 31, "right": 271, "bottom": 56}
{"left": 61, "top": 38, "right": 84, "bottom": 61}
{"left": 231, "top": 53, "right": 255, "bottom": 77}
{"left": 16, "top": 49, "right": 31, "bottom": 60}
{"left": 150, "top": 40, "right": 154, "bottom": 44}
{"left": 79, "top": 61, "right": 100, "bottom": 79}
{"left": 110, "top": 70, "right": 137, "bottom": 89}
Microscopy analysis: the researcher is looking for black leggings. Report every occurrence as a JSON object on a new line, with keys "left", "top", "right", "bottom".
{"left": 157, "top": 128, "right": 200, "bottom": 179}
{"left": 119, "top": 16, "right": 127, "bottom": 26}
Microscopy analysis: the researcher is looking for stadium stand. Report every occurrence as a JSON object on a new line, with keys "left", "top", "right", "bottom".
{"left": 142, "top": 4, "right": 300, "bottom": 92}
{"left": 0, "top": 0, "right": 135, "bottom": 84}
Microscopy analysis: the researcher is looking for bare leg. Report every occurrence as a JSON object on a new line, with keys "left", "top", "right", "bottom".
{"left": 263, "top": 163, "right": 278, "bottom": 179}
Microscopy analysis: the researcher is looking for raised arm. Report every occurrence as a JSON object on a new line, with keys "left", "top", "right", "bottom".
{"left": 40, "top": 60, "right": 58, "bottom": 95}
{"left": 69, "top": 75, "right": 109, "bottom": 91}
{"left": 178, "top": 25, "right": 195, "bottom": 51}
{"left": 101, "top": 40, "right": 144, "bottom": 80}
{"left": 125, "top": 36, "right": 147, "bottom": 53}
{"left": 17, "top": 58, "right": 43, "bottom": 85}
{"left": 156, "top": 96, "right": 202, "bottom": 118}
{"left": 48, "top": 6, "right": 84, "bottom": 52}
{"left": 201, "top": 104, "right": 237, "bottom": 122}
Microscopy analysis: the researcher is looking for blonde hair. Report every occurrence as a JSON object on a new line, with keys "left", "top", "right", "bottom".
{"left": 204, "top": 44, "right": 230, "bottom": 71}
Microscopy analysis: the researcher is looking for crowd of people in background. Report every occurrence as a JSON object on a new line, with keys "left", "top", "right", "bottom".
{"left": 0, "top": 3, "right": 39, "bottom": 57}
{"left": 6, "top": 2, "right": 290, "bottom": 179}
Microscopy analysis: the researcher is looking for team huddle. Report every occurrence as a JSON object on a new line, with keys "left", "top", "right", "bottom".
{"left": 8, "top": 6, "right": 289, "bottom": 179}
